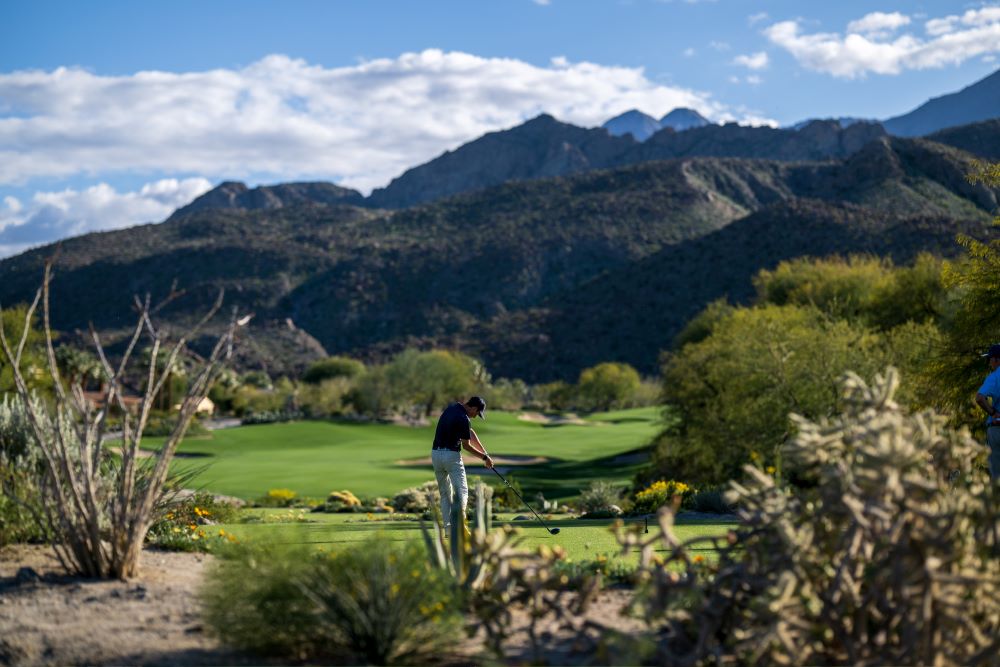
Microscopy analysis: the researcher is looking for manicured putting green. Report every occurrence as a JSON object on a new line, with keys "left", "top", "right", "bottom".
{"left": 155, "top": 407, "right": 664, "bottom": 500}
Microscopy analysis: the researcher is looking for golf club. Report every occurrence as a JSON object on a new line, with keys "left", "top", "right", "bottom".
{"left": 490, "top": 467, "right": 560, "bottom": 535}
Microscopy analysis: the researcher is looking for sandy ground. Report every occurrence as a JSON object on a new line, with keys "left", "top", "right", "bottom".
{"left": 517, "top": 412, "right": 591, "bottom": 426}
{"left": 0, "top": 544, "right": 645, "bottom": 666}
{"left": 0, "top": 545, "right": 255, "bottom": 667}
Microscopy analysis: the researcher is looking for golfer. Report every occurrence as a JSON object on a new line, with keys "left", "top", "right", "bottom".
{"left": 975, "top": 344, "right": 1000, "bottom": 479}
{"left": 431, "top": 396, "right": 494, "bottom": 529}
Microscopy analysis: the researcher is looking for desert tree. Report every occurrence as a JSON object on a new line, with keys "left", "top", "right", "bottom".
{"left": 0, "top": 262, "right": 244, "bottom": 578}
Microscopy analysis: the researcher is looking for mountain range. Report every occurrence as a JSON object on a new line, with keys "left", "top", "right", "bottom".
{"left": 0, "top": 71, "right": 998, "bottom": 382}
{"left": 603, "top": 108, "right": 710, "bottom": 141}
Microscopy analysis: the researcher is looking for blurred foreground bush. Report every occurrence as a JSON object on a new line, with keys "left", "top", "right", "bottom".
{"left": 614, "top": 368, "right": 1000, "bottom": 665}
{"left": 202, "top": 536, "right": 462, "bottom": 665}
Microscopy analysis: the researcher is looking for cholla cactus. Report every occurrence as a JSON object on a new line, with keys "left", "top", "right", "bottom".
{"left": 616, "top": 368, "right": 1000, "bottom": 666}
{"left": 422, "top": 480, "right": 602, "bottom": 661}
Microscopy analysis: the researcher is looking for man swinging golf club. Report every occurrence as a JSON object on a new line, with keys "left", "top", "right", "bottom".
{"left": 431, "top": 396, "right": 493, "bottom": 531}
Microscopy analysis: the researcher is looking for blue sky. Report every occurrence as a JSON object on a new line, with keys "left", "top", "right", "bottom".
{"left": 1, "top": 0, "right": 998, "bottom": 257}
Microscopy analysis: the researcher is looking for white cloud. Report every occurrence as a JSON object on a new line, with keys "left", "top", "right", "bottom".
{"left": 746, "top": 75, "right": 763, "bottom": 85}
{"left": 748, "top": 12, "right": 769, "bottom": 26}
{"left": 683, "top": 47, "right": 696, "bottom": 58}
{"left": 733, "top": 51, "right": 769, "bottom": 70}
{"left": 533, "top": 0, "right": 551, "bottom": 6}
{"left": 709, "top": 40, "right": 731, "bottom": 51}
{"left": 765, "top": 5, "right": 1000, "bottom": 78}
{"left": 0, "top": 178, "right": 211, "bottom": 256}
{"left": 847, "top": 11, "right": 910, "bottom": 37}
{"left": 0, "top": 51, "right": 735, "bottom": 194}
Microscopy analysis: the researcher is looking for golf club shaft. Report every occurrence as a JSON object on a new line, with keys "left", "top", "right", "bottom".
{"left": 491, "top": 467, "right": 556, "bottom": 533}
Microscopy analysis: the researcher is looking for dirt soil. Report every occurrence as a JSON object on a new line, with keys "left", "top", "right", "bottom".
{"left": 0, "top": 545, "right": 257, "bottom": 666}
{"left": 0, "top": 545, "right": 645, "bottom": 666}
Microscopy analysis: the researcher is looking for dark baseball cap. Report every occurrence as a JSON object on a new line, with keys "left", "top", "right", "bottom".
{"left": 466, "top": 396, "right": 486, "bottom": 420}
{"left": 984, "top": 344, "right": 1000, "bottom": 359}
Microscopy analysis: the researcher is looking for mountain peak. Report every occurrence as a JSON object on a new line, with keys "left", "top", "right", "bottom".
{"left": 660, "top": 108, "right": 711, "bottom": 132}
{"left": 883, "top": 67, "right": 1000, "bottom": 137}
{"left": 170, "top": 181, "right": 364, "bottom": 219}
{"left": 603, "top": 110, "right": 662, "bottom": 141}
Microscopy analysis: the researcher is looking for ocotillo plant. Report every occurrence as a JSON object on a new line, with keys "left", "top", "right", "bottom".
{"left": 0, "top": 262, "right": 244, "bottom": 578}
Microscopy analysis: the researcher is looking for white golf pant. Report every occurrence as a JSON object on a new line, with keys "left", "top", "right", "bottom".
{"left": 431, "top": 449, "right": 468, "bottom": 528}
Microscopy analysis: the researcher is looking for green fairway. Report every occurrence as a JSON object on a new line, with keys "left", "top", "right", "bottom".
{"left": 158, "top": 407, "right": 664, "bottom": 501}
{"left": 217, "top": 510, "right": 732, "bottom": 565}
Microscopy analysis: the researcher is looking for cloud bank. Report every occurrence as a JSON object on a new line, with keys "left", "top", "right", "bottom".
{"left": 0, "top": 50, "right": 737, "bottom": 194}
{"left": 765, "top": 6, "right": 1000, "bottom": 78}
{"left": 0, "top": 178, "right": 211, "bottom": 258}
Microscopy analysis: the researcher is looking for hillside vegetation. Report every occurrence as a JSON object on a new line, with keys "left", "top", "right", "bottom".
{"left": 0, "top": 129, "right": 997, "bottom": 381}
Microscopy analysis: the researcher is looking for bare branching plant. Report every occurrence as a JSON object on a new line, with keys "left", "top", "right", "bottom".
{"left": 0, "top": 262, "right": 242, "bottom": 578}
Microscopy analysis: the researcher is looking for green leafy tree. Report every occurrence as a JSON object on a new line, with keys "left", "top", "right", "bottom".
{"left": 0, "top": 306, "right": 51, "bottom": 395}
{"left": 346, "top": 365, "right": 397, "bottom": 417}
{"left": 54, "top": 345, "right": 101, "bottom": 390}
{"left": 386, "top": 349, "right": 482, "bottom": 416}
{"left": 754, "top": 254, "right": 946, "bottom": 330}
{"left": 655, "top": 303, "right": 934, "bottom": 484}
{"left": 576, "top": 361, "right": 641, "bottom": 412}
{"left": 922, "top": 161, "right": 1000, "bottom": 420}
{"left": 301, "top": 355, "right": 365, "bottom": 384}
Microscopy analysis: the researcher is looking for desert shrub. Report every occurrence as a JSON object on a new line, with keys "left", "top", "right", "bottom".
{"left": 202, "top": 537, "right": 463, "bottom": 665}
{"left": 576, "top": 362, "right": 641, "bottom": 412}
{"left": 147, "top": 492, "right": 241, "bottom": 552}
{"left": 577, "top": 480, "right": 623, "bottom": 516}
{"left": 532, "top": 381, "right": 576, "bottom": 411}
{"left": 240, "top": 370, "right": 273, "bottom": 389}
{"left": 392, "top": 481, "right": 439, "bottom": 513}
{"left": 685, "top": 485, "right": 735, "bottom": 514}
{"left": 656, "top": 302, "right": 933, "bottom": 485}
{"left": 301, "top": 355, "right": 365, "bottom": 384}
{"left": 484, "top": 377, "right": 530, "bottom": 411}
{"left": 324, "top": 489, "right": 362, "bottom": 512}
{"left": 142, "top": 414, "right": 209, "bottom": 437}
{"left": 0, "top": 394, "right": 48, "bottom": 546}
{"left": 553, "top": 556, "right": 635, "bottom": 585}
{"left": 630, "top": 479, "right": 693, "bottom": 515}
{"left": 614, "top": 369, "right": 1000, "bottom": 665}
{"left": 257, "top": 488, "right": 297, "bottom": 507}
{"left": 298, "top": 377, "right": 353, "bottom": 418}
{"left": 231, "top": 384, "right": 288, "bottom": 417}
{"left": 241, "top": 409, "right": 302, "bottom": 425}
{"left": 490, "top": 476, "right": 525, "bottom": 511}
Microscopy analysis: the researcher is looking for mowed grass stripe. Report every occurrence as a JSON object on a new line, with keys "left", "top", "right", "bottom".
{"left": 153, "top": 407, "right": 665, "bottom": 499}
{"left": 219, "top": 511, "right": 732, "bottom": 564}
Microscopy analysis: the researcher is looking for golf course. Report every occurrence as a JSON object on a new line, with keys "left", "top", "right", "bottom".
{"left": 144, "top": 406, "right": 736, "bottom": 565}
{"left": 160, "top": 407, "right": 666, "bottom": 501}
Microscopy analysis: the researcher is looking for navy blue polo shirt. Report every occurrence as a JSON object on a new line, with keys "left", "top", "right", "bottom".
{"left": 432, "top": 403, "right": 471, "bottom": 452}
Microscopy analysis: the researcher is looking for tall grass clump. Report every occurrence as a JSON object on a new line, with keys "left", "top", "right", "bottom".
{"left": 202, "top": 536, "right": 463, "bottom": 665}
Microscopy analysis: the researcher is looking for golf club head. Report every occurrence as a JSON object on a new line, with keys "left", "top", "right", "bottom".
{"left": 550, "top": 528, "right": 560, "bottom": 535}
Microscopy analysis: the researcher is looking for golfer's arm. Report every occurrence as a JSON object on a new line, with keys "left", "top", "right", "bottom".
{"left": 976, "top": 393, "right": 996, "bottom": 417}
{"left": 462, "top": 429, "right": 489, "bottom": 459}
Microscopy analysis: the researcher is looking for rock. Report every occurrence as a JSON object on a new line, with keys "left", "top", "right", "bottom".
{"left": 15, "top": 566, "right": 41, "bottom": 584}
